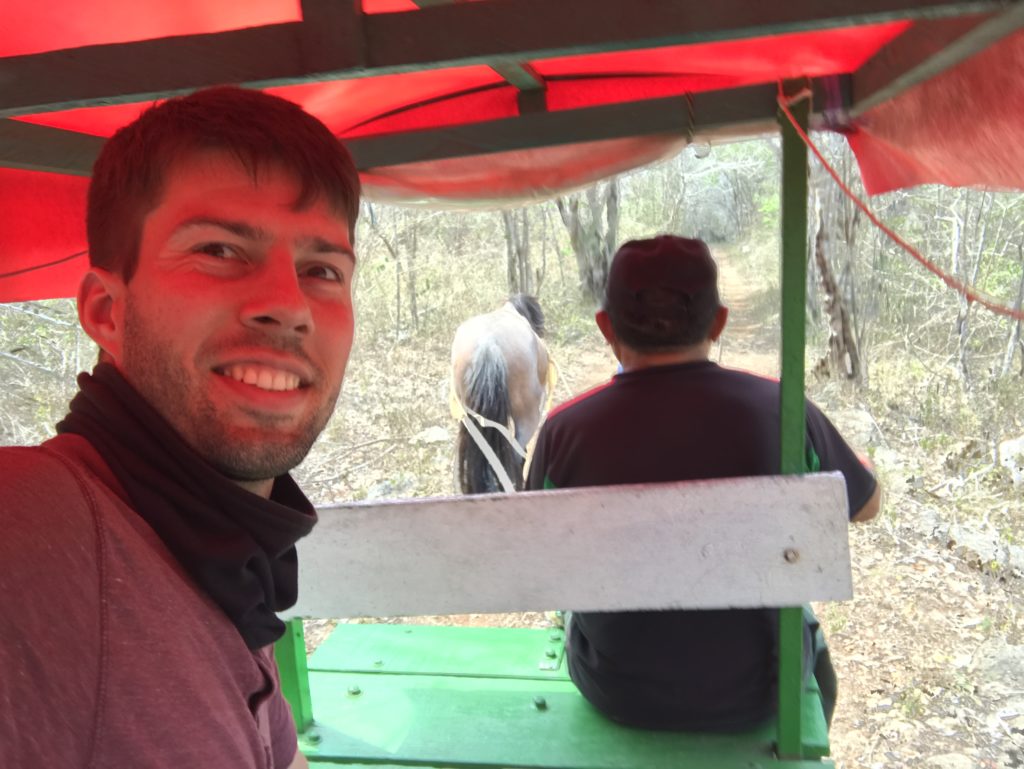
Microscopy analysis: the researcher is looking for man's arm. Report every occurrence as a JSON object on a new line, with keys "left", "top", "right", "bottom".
{"left": 851, "top": 483, "right": 881, "bottom": 522}
{"left": 850, "top": 452, "right": 880, "bottom": 522}
{"left": 524, "top": 424, "right": 550, "bottom": 491}
{"left": 288, "top": 750, "right": 310, "bottom": 768}
{"left": 0, "top": 449, "right": 103, "bottom": 765}
{"left": 805, "top": 406, "right": 881, "bottom": 524}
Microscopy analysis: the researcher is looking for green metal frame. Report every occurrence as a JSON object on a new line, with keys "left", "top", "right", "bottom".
{"left": 776, "top": 81, "right": 811, "bottom": 760}
{"left": 274, "top": 618, "right": 314, "bottom": 733}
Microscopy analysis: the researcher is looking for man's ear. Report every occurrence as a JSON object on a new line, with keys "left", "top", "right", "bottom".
{"left": 708, "top": 305, "right": 729, "bottom": 342}
{"left": 595, "top": 309, "right": 616, "bottom": 346}
{"left": 77, "top": 268, "right": 126, "bottom": 363}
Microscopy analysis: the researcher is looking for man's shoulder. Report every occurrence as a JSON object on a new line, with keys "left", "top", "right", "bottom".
{"left": 1, "top": 433, "right": 107, "bottom": 499}
{"left": 711, "top": 363, "right": 780, "bottom": 389}
{"left": 0, "top": 435, "right": 121, "bottom": 555}
{"left": 3, "top": 436, "right": 82, "bottom": 493}
{"left": 546, "top": 378, "right": 617, "bottom": 423}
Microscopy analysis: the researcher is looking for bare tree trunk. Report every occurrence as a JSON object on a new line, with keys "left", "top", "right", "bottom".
{"left": 407, "top": 222, "right": 419, "bottom": 331}
{"left": 502, "top": 209, "right": 532, "bottom": 295}
{"left": 555, "top": 178, "right": 620, "bottom": 303}
{"left": 537, "top": 207, "right": 549, "bottom": 292}
{"left": 1001, "top": 242, "right": 1024, "bottom": 377}
{"left": 519, "top": 211, "right": 531, "bottom": 293}
{"left": 604, "top": 181, "right": 620, "bottom": 268}
{"left": 955, "top": 192, "right": 992, "bottom": 387}
{"left": 367, "top": 203, "right": 406, "bottom": 340}
{"left": 812, "top": 195, "right": 861, "bottom": 381}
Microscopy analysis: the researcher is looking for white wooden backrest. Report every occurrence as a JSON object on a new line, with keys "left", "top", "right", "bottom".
{"left": 282, "top": 472, "right": 852, "bottom": 620}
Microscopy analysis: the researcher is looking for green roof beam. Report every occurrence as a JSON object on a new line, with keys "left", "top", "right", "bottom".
{"left": 0, "top": 119, "right": 102, "bottom": 176}
{"left": 0, "top": 81, "right": 841, "bottom": 174}
{"left": 0, "top": 0, "right": 1005, "bottom": 118}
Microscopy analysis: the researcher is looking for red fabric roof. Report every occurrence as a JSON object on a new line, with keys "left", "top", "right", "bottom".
{"left": 2, "top": 3, "right": 1023, "bottom": 302}
{"left": 0, "top": 169, "right": 89, "bottom": 302}
{"left": 849, "top": 28, "right": 1024, "bottom": 195}
{"left": 15, "top": 25, "right": 907, "bottom": 139}
{"left": 4, "top": 0, "right": 303, "bottom": 57}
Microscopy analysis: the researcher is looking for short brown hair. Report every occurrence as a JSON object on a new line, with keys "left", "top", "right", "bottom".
{"left": 87, "top": 86, "right": 361, "bottom": 281}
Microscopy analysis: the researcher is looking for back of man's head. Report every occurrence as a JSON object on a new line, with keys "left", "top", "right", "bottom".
{"left": 87, "top": 86, "right": 360, "bottom": 282}
{"left": 604, "top": 235, "right": 720, "bottom": 350}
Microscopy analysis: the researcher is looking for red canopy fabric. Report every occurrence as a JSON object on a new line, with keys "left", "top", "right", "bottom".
{"left": 2, "top": 2, "right": 1023, "bottom": 302}
{"left": 3, "top": 0, "right": 303, "bottom": 57}
{"left": 0, "top": 169, "right": 89, "bottom": 302}
{"left": 360, "top": 134, "right": 691, "bottom": 208}
{"left": 15, "top": 25, "right": 906, "bottom": 139}
{"left": 848, "top": 28, "right": 1024, "bottom": 195}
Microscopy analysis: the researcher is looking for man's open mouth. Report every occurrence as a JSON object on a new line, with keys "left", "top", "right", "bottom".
{"left": 217, "top": 364, "right": 303, "bottom": 392}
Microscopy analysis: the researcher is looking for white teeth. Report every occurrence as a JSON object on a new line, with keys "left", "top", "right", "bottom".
{"left": 222, "top": 365, "right": 301, "bottom": 392}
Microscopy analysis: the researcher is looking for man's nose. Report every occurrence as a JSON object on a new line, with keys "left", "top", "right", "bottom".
{"left": 240, "top": 250, "right": 314, "bottom": 335}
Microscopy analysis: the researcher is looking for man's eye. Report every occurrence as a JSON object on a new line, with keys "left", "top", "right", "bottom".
{"left": 194, "top": 242, "right": 240, "bottom": 260}
{"left": 304, "top": 264, "right": 344, "bottom": 283}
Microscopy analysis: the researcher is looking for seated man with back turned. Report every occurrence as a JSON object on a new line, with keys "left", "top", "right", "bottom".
{"left": 1, "top": 86, "right": 360, "bottom": 768}
{"left": 526, "top": 235, "right": 880, "bottom": 732}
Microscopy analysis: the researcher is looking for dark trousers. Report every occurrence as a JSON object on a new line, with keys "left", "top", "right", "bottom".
{"left": 564, "top": 607, "right": 839, "bottom": 728}
{"left": 805, "top": 605, "right": 838, "bottom": 727}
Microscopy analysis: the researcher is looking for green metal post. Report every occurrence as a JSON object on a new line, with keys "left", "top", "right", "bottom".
{"left": 274, "top": 618, "right": 314, "bottom": 733}
{"left": 777, "top": 79, "right": 810, "bottom": 760}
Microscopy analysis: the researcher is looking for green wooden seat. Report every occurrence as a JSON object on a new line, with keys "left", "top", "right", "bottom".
{"left": 300, "top": 623, "right": 831, "bottom": 768}
{"left": 278, "top": 473, "right": 852, "bottom": 767}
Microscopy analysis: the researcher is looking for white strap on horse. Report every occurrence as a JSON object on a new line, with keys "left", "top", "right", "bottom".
{"left": 462, "top": 403, "right": 528, "bottom": 460}
{"left": 449, "top": 379, "right": 527, "bottom": 493}
{"left": 449, "top": 332, "right": 559, "bottom": 494}
{"left": 459, "top": 413, "right": 519, "bottom": 494}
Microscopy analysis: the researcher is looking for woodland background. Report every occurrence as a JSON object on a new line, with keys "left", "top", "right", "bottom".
{"left": 2, "top": 135, "right": 1023, "bottom": 768}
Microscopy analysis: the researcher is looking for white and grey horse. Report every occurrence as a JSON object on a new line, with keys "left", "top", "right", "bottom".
{"left": 450, "top": 295, "right": 551, "bottom": 494}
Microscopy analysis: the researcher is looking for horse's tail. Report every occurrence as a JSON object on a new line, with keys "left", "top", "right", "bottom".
{"left": 456, "top": 339, "right": 524, "bottom": 494}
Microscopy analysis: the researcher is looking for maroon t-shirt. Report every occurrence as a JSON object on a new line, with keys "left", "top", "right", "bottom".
{"left": 0, "top": 434, "right": 298, "bottom": 768}
{"left": 526, "top": 361, "right": 877, "bottom": 731}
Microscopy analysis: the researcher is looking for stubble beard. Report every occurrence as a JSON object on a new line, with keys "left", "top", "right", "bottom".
{"left": 121, "top": 298, "right": 341, "bottom": 482}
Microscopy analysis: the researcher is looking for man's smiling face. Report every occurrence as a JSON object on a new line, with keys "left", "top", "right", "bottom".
{"left": 109, "top": 150, "right": 355, "bottom": 491}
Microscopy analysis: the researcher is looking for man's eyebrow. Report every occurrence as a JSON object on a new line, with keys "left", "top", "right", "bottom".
{"left": 173, "top": 217, "right": 267, "bottom": 241}
{"left": 299, "top": 235, "right": 356, "bottom": 262}
{"left": 172, "top": 217, "right": 354, "bottom": 261}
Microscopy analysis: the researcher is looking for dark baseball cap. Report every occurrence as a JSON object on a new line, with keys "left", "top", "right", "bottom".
{"left": 604, "top": 235, "right": 719, "bottom": 317}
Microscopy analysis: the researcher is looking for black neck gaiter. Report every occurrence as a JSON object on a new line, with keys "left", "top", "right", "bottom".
{"left": 57, "top": 363, "right": 317, "bottom": 650}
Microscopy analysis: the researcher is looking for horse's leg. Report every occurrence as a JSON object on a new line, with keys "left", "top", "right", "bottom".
{"left": 512, "top": 374, "right": 546, "bottom": 449}
{"left": 510, "top": 335, "right": 551, "bottom": 450}
{"left": 514, "top": 411, "right": 541, "bottom": 450}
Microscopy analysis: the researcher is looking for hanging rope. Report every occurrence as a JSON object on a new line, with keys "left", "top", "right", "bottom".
{"left": 777, "top": 85, "right": 1024, "bottom": 323}
{"left": 0, "top": 250, "right": 87, "bottom": 281}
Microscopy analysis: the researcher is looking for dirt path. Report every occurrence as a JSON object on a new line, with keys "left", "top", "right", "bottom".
{"left": 715, "top": 251, "right": 779, "bottom": 378}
